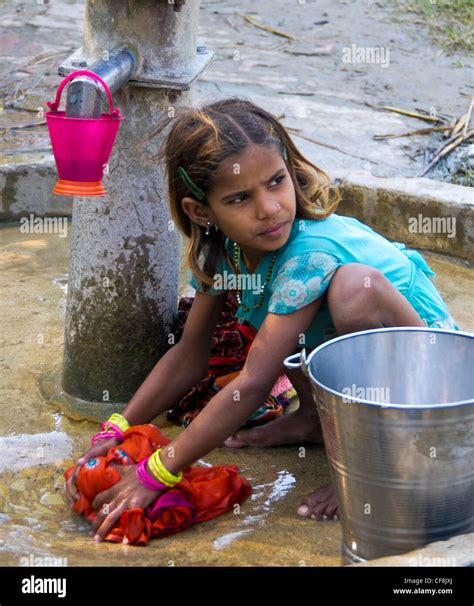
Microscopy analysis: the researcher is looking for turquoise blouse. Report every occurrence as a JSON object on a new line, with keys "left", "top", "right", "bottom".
{"left": 189, "top": 214, "right": 455, "bottom": 350}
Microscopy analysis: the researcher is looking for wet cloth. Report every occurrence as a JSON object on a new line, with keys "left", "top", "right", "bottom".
{"left": 64, "top": 424, "right": 251, "bottom": 546}
{"left": 190, "top": 214, "right": 457, "bottom": 349}
{"left": 167, "top": 290, "right": 295, "bottom": 428}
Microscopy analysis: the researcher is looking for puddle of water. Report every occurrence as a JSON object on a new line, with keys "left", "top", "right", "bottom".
{"left": 245, "top": 470, "right": 297, "bottom": 525}
{"left": 213, "top": 529, "right": 253, "bottom": 550}
{"left": 213, "top": 470, "right": 297, "bottom": 550}
{"left": 0, "top": 432, "right": 73, "bottom": 473}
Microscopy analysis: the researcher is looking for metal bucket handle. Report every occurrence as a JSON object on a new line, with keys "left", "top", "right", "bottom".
{"left": 284, "top": 347, "right": 310, "bottom": 378}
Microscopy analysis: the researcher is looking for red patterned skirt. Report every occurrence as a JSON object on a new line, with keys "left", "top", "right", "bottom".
{"left": 167, "top": 291, "right": 294, "bottom": 428}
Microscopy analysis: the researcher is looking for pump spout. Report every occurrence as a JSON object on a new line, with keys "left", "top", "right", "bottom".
{"left": 65, "top": 45, "right": 137, "bottom": 118}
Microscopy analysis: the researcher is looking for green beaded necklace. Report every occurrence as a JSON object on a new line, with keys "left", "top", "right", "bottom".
{"left": 233, "top": 242, "right": 278, "bottom": 312}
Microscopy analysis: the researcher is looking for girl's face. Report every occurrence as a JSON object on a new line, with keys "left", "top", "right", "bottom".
{"left": 207, "top": 144, "right": 296, "bottom": 267}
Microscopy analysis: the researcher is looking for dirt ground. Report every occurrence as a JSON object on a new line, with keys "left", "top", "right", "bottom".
{"left": 1, "top": 0, "right": 473, "bottom": 177}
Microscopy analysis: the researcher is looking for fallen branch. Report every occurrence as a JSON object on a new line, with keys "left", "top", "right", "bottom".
{"left": 237, "top": 13, "right": 297, "bottom": 40}
{"left": 287, "top": 127, "right": 380, "bottom": 164}
{"left": 0, "top": 48, "right": 72, "bottom": 80}
{"left": 23, "top": 49, "right": 68, "bottom": 67}
{"left": 278, "top": 91, "right": 314, "bottom": 96}
{"left": 266, "top": 39, "right": 291, "bottom": 51}
{"left": 8, "top": 120, "right": 47, "bottom": 131}
{"left": 442, "top": 124, "right": 473, "bottom": 148}
{"left": 373, "top": 125, "right": 450, "bottom": 140}
{"left": 378, "top": 106, "right": 443, "bottom": 123}
{"left": 448, "top": 113, "right": 468, "bottom": 140}
{"left": 421, "top": 129, "right": 474, "bottom": 176}
{"left": 225, "top": 17, "right": 240, "bottom": 32}
{"left": 463, "top": 96, "right": 473, "bottom": 136}
{"left": 415, "top": 107, "right": 453, "bottom": 122}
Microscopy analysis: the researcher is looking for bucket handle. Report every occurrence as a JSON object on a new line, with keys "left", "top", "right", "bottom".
{"left": 283, "top": 347, "right": 310, "bottom": 378}
{"left": 46, "top": 70, "right": 121, "bottom": 118}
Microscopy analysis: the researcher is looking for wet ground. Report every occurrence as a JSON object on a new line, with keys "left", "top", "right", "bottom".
{"left": 0, "top": 222, "right": 340, "bottom": 566}
{"left": 0, "top": 222, "right": 473, "bottom": 566}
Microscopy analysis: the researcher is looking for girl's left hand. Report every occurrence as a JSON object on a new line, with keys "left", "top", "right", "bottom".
{"left": 91, "top": 465, "right": 164, "bottom": 542}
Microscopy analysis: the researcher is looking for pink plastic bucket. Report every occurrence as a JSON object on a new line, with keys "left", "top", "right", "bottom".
{"left": 45, "top": 70, "right": 125, "bottom": 197}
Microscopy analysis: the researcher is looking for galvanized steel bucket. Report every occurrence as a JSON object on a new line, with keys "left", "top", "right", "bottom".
{"left": 284, "top": 327, "right": 474, "bottom": 563}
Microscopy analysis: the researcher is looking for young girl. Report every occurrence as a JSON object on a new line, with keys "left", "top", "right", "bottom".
{"left": 65, "top": 98, "right": 458, "bottom": 541}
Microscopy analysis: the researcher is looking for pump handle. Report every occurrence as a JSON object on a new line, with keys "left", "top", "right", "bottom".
{"left": 47, "top": 70, "right": 121, "bottom": 118}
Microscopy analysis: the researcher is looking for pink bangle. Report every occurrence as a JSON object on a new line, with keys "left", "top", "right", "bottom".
{"left": 91, "top": 430, "right": 118, "bottom": 446}
{"left": 91, "top": 422, "right": 124, "bottom": 446}
{"left": 136, "top": 457, "right": 170, "bottom": 492}
{"left": 100, "top": 421, "right": 124, "bottom": 436}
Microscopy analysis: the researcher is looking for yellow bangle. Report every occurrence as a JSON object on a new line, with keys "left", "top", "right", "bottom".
{"left": 148, "top": 449, "right": 183, "bottom": 486}
{"left": 154, "top": 449, "right": 183, "bottom": 483}
{"left": 105, "top": 413, "right": 130, "bottom": 433}
{"left": 147, "top": 456, "right": 175, "bottom": 487}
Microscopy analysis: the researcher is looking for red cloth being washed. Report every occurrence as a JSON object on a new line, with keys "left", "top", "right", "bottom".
{"left": 64, "top": 424, "right": 251, "bottom": 546}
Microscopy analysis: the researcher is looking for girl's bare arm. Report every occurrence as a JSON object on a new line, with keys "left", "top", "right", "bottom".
{"left": 160, "top": 296, "right": 323, "bottom": 474}
{"left": 121, "top": 290, "right": 228, "bottom": 425}
{"left": 65, "top": 290, "right": 228, "bottom": 502}
{"left": 88, "top": 296, "right": 323, "bottom": 541}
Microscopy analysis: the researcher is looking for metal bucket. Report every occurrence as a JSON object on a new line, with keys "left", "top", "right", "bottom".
{"left": 284, "top": 327, "right": 474, "bottom": 563}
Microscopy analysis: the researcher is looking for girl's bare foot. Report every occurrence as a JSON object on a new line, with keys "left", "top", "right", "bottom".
{"left": 297, "top": 482, "right": 339, "bottom": 521}
{"left": 224, "top": 409, "right": 324, "bottom": 448}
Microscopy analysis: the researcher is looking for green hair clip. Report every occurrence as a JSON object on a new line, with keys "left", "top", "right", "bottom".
{"left": 178, "top": 148, "right": 286, "bottom": 201}
{"left": 177, "top": 166, "right": 206, "bottom": 201}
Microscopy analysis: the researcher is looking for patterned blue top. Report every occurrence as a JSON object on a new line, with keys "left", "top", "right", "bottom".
{"left": 189, "top": 214, "right": 455, "bottom": 350}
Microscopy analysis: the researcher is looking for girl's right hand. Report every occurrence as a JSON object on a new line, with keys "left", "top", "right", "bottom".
{"left": 65, "top": 437, "right": 122, "bottom": 506}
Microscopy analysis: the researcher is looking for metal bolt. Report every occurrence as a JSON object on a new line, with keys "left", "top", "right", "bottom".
{"left": 171, "top": 0, "right": 186, "bottom": 11}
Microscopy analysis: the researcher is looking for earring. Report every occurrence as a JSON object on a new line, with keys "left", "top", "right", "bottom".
{"left": 204, "top": 221, "right": 219, "bottom": 235}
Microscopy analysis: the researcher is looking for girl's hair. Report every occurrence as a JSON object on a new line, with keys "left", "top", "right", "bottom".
{"left": 164, "top": 97, "right": 340, "bottom": 290}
